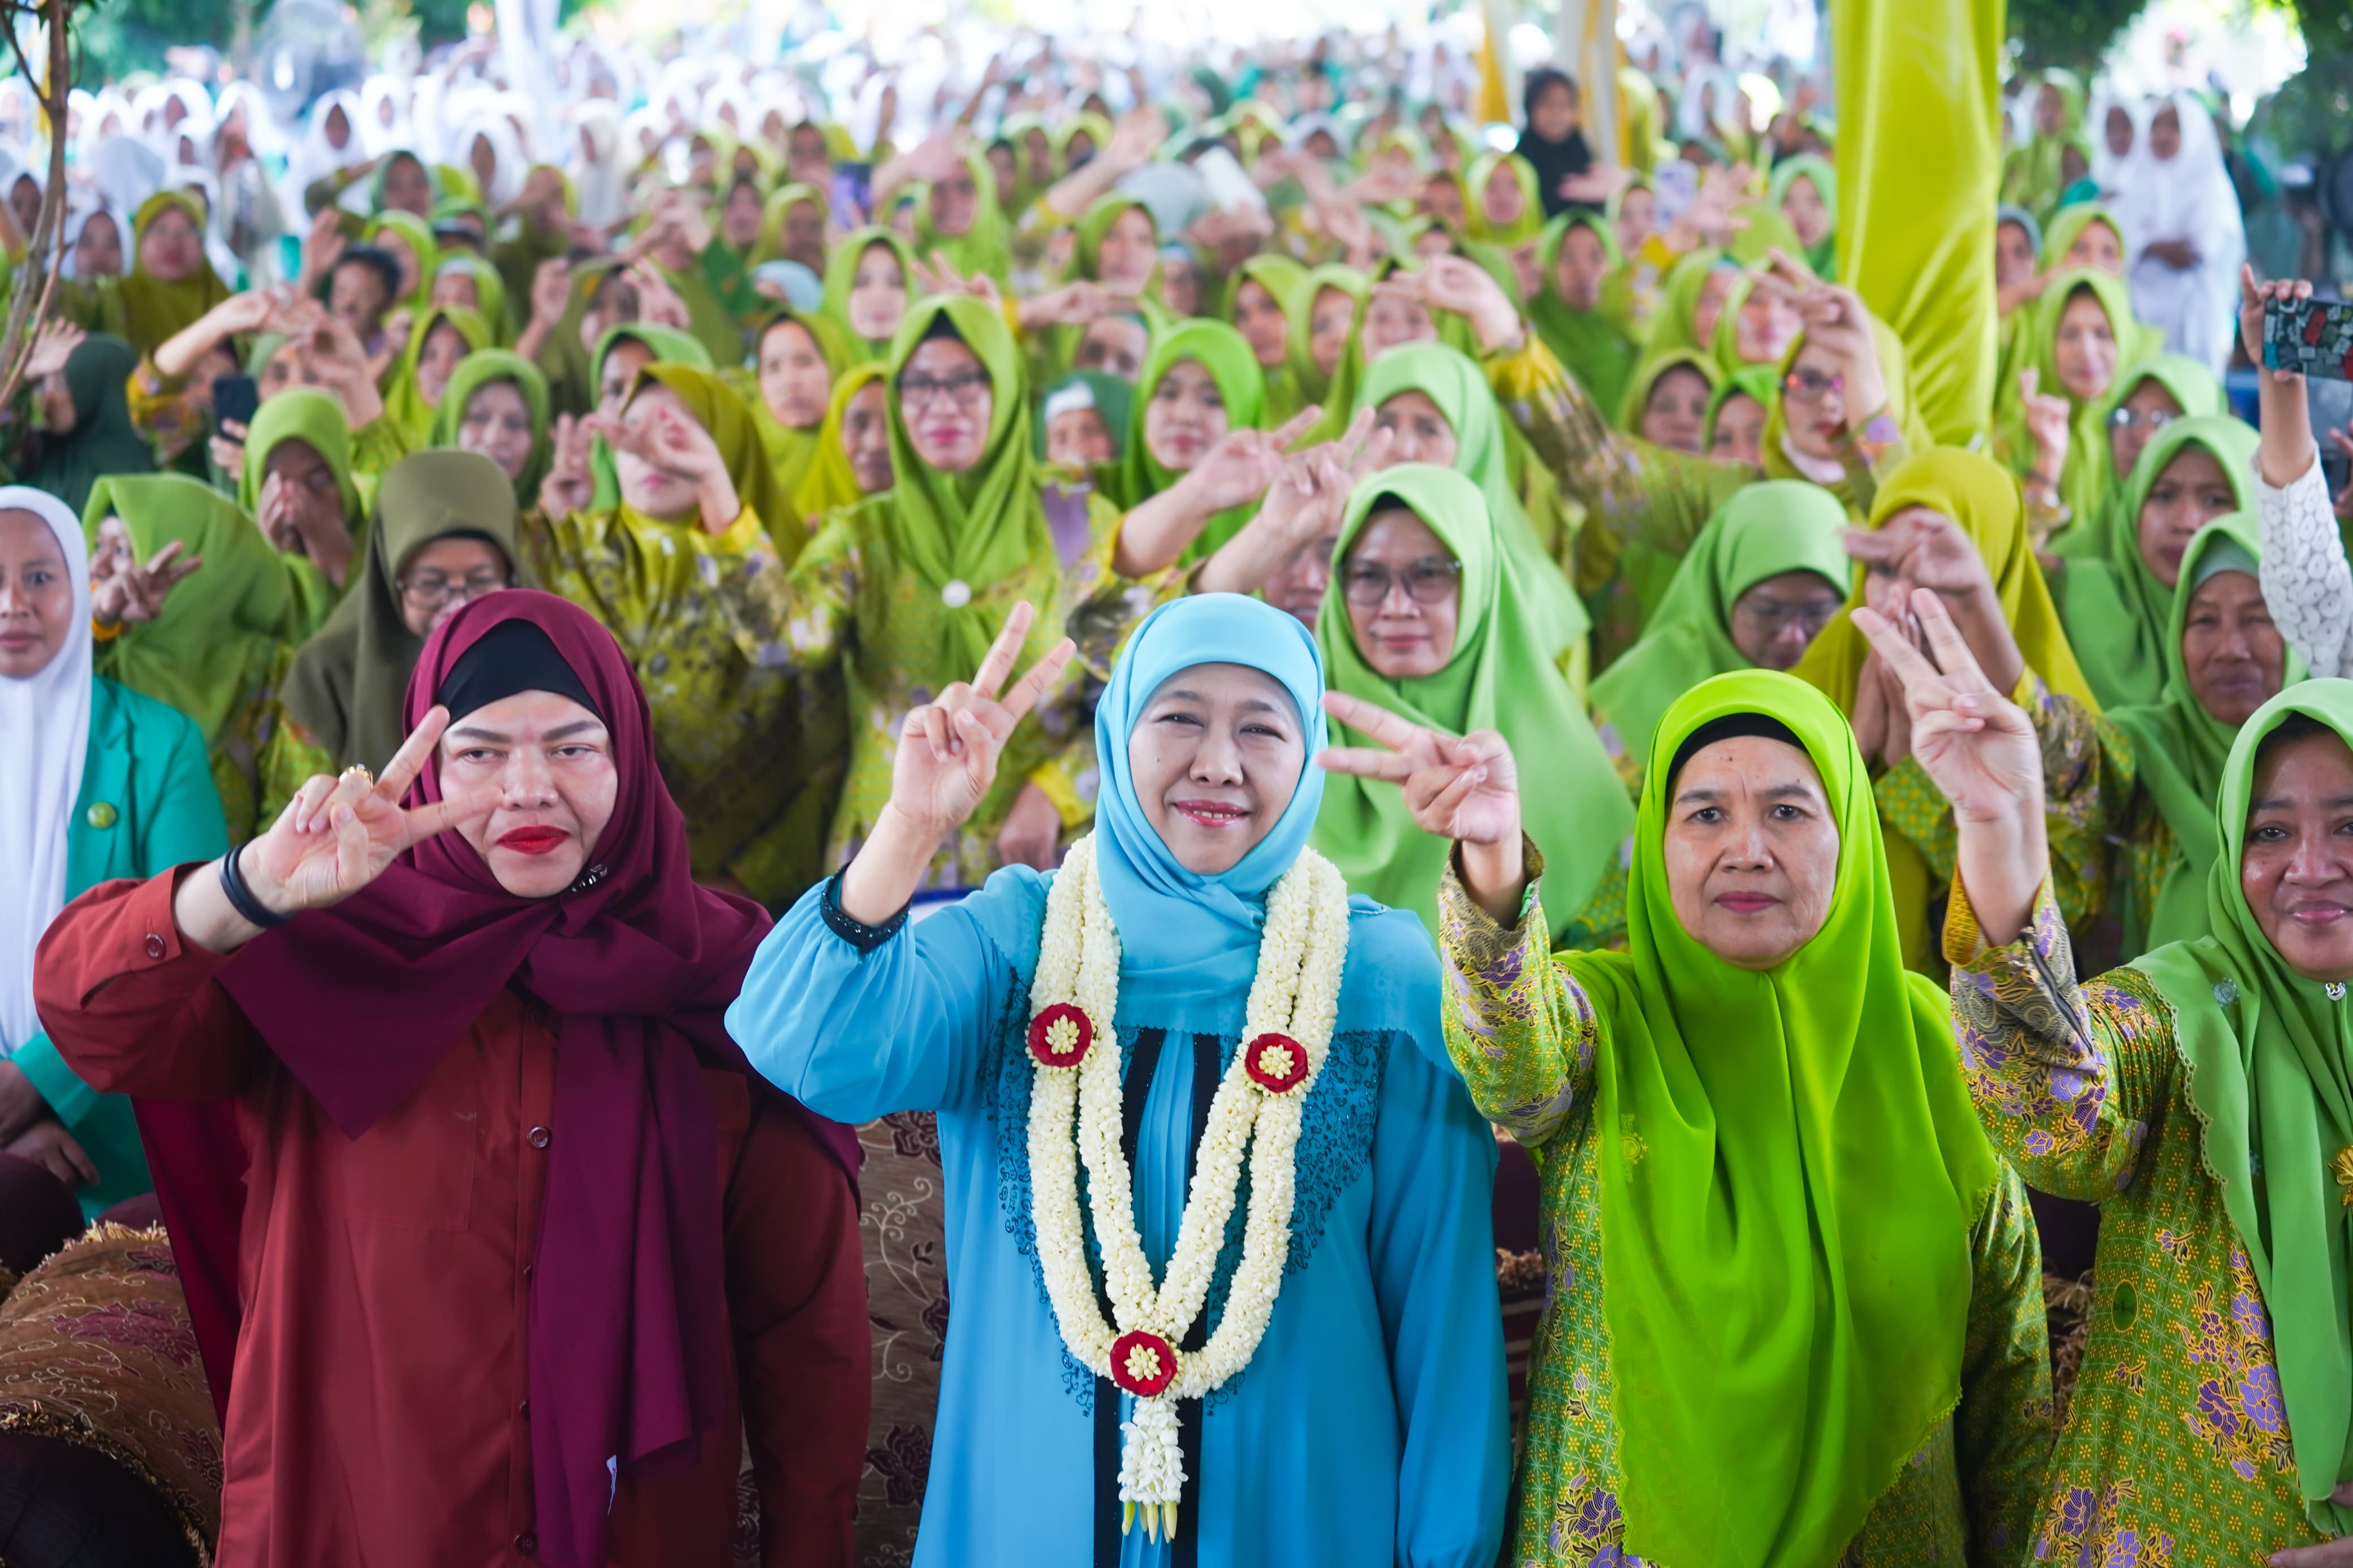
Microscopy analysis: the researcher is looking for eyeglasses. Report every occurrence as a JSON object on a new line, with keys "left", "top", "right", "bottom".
{"left": 1731, "top": 595, "right": 1842, "bottom": 638}
{"left": 898, "top": 370, "right": 990, "bottom": 411}
{"left": 1782, "top": 368, "right": 1843, "bottom": 403}
{"left": 398, "top": 571, "right": 509, "bottom": 611}
{"left": 1342, "top": 557, "right": 1463, "bottom": 607}
{"left": 2107, "top": 405, "right": 2177, "bottom": 434}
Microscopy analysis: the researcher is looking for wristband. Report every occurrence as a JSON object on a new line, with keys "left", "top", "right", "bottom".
{"left": 218, "top": 843, "right": 294, "bottom": 930}
{"left": 820, "top": 871, "right": 908, "bottom": 952}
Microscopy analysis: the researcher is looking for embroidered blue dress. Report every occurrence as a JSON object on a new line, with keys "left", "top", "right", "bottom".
{"left": 729, "top": 865, "right": 1511, "bottom": 1567}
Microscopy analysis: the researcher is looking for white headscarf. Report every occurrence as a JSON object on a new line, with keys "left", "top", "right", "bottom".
{"left": 359, "top": 74, "right": 412, "bottom": 157}
{"left": 0, "top": 488, "right": 92, "bottom": 1056}
{"left": 2087, "top": 88, "right": 2141, "bottom": 201}
{"left": 2121, "top": 92, "right": 2246, "bottom": 377}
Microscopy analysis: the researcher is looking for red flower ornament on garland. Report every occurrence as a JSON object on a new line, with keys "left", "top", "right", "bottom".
{"left": 1110, "top": 1330, "right": 1179, "bottom": 1397}
{"left": 1243, "top": 1031, "right": 1308, "bottom": 1094}
{"left": 1028, "top": 1003, "right": 1094, "bottom": 1069}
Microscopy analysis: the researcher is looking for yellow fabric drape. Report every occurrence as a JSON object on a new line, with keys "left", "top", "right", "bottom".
{"left": 1834, "top": 0, "right": 2003, "bottom": 444}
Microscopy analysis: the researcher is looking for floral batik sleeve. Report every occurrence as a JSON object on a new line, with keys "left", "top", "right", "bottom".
{"left": 1060, "top": 491, "right": 1181, "bottom": 683}
{"left": 1955, "top": 1162, "right": 2058, "bottom": 1567}
{"left": 1944, "top": 877, "right": 2180, "bottom": 1203}
{"left": 1434, "top": 841, "right": 1603, "bottom": 1153}
{"left": 779, "top": 507, "right": 862, "bottom": 672}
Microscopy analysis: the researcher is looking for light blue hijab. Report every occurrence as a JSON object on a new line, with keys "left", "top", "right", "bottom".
{"left": 1089, "top": 593, "right": 1330, "bottom": 1028}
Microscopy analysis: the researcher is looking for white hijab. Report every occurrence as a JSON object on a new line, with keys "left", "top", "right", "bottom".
{"left": 2122, "top": 92, "right": 2245, "bottom": 375}
{"left": 0, "top": 488, "right": 92, "bottom": 1056}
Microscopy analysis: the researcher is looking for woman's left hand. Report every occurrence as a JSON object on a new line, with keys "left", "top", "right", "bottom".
{"left": 602, "top": 404, "right": 741, "bottom": 533}
{"left": 1178, "top": 407, "right": 1323, "bottom": 516}
{"left": 1404, "top": 254, "right": 1524, "bottom": 353}
{"left": 1843, "top": 509, "right": 2024, "bottom": 695}
{"left": 2268, "top": 1485, "right": 2353, "bottom": 1565}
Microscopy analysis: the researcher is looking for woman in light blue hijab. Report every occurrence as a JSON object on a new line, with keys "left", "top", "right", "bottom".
{"left": 728, "top": 593, "right": 1509, "bottom": 1567}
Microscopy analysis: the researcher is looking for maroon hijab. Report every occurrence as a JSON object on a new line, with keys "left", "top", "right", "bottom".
{"left": 195, "top": 590, "right": 852, "bottom": 1568}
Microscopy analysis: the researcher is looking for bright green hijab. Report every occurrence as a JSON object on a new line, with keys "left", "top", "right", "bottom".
{"left": 2132, "top": 680, "right": 2353, "bottom": 1542}
{"left": 2007, "top": 267, "right": 2145, "bottom": 528}
{"left": 2001, "top": 68, "right": 2088, "bottom": 220}
{"left": 2054, "top": 351, "right": 2226, "bottom": 564}
{"left": 1462, "top": 150, "right": 1544, "bottom": 244}
{"left": 84, "top": 472, "right": 306, "bottom": 746}
{"left": 872, "top": 293, "right": 1051, "bottom": 673}
{"left": 426, "top": 348, "right": 553, "bottom": 506}
{"left": 794, "top": 361, "right": 891, "bottom": 524}
{"left": 433, "top": 253, "right": 511, "bottom": 343}
{"left": 918, "top": 145, "right": 1014, "bottom": 283}
{"left": 1768, "top": 154, "right": 1838, "bottom": 276}
{"left": 1565, "top": 667, "right": 1998, "bottom": 1568}
{"left": 1110, "top": 319, "right": 1266, "bottom": 553}
{"left": 755, "top": 182, "right": 829, "bottom": 266}
{"left": 1647, "top": 248, "right": 1730, "bottom": 357}
{"left": 1589, "top": 481, "right": 1851, "bottom": 757}
{"left": 1281, "top": 264, "right": 1367, "bottom": 413}
{"left": 1313, "top": 463, "right": 1627, "bottom": 940}
{"left": 1225, "top": 253, "right": 1310, "bottom": 424}
{"left": 2039, "top": 202, "right": 2124, "bottom": 273}
{"left": 1355, "top": 341, "right": 1588, "bottom": 658}
{"left": 2057, "top": 414, "right": 2257, "bottom": 711}
{"left": 2108, "top": 512, "right": 2301, "bottom": 953}
{"left": 820, "top": 227, "right": 920, "bottom": 361}
{"left": 1528, "top": 212, "right": 1637, "bottom": 420}
{"left": 1704, "top": 363, "right": 1781, "bottom": 457}
{"left": 585, "top": 323, "right": 715, "bottom": 512}
{"left": 382, "top": 303, "right": 493, "bottom": 446}
{"left": 1617, "top": 345, "right": 1721, "bottom": 434}
{"left": 362, "top": 209, "right": 440, "bottom": 310}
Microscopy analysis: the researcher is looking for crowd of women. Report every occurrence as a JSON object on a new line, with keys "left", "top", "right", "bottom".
{"left": 3, "top": 12, "right": 2353, "bottom": 1568}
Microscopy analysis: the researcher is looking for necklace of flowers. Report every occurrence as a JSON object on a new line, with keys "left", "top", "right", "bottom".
{"left": 1024, "top": 831, "right": 1351, "bottom": 1545}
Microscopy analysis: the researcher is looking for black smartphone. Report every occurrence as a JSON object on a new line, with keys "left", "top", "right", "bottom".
{"left": 211, "top": 374, "right": 260, "bottom": 431}
{"left": 2261, "top": 295, "right": 2353, "bottom": 382}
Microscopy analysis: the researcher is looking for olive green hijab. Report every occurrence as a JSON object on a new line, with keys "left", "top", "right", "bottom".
{"left": 917, "top": 145, "right": 1014, "bottom": 283}
{"left": 1110, "top": 318, "right": 1266, "bottom": 554}
{"left": 281, "top": 449, "right": 522, "bottom": 771}
{"left": 83, "top": 472, "right": 305, "bottom": 748}
{"left": 1461, "top": 150, "right": 1543, "bottom": 244}
{"left": 1564, "top": 667, "right": 1997, "bottom": 1568}
{"left": 382, "top": 303, "right": 493, "bottom": 446}
{"left": 111, "top": 191, "right": 231, "bottom": 355}
{"left": 745, "top": 309, "right": 854, "bottom": 516}
{"left": 820, "top": 227, "right": 920, "bottom": 361}
{"left": 585, "top": 322, "right": 716, "bottom": 511}
{"left": 872, "top": 293, "right": 1051, "bottom": 673}
{"left": 1590, "top": 481, "right": 1851, "bottom": 759}
{"left": 2133, "top": 680, "right": 2353, "bottom": 1541}
{"left": 362, "top": 209, "right": 441, "bottom": 310}
{"left": 238, "top": 387, "right": 364, "bottom": 538}
{"left": 626, "top": 361, "right": 799, "bottom": 560}
{"left": 426, "top": 349, "right": 553, "bottom": 505}
{"left": 794, "top": 361, "right": 890, "bottom": 524}
{"left": 2057, "top": 414, "right": 2257, "bottom": 711}
{"left": 1312, "top": 464, "right": 1628, "bottom": 940}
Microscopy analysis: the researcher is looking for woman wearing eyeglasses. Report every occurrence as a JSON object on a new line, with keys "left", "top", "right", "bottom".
{"left": 256, "top": 450, "right": 524, "bottom": 826}
{"left": 1312, "top": 464, "right": 1630, "bottom": 945}
{"left": 1754, "top": 270, "right": 1933, "bottom": 525}
{"left": 768, "top": 293, "right": 1171, "bottom": 892}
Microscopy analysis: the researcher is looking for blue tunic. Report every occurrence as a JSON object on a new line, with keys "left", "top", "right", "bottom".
{"left": 729, "top": 866, "right": 1510, "bottom": 1567}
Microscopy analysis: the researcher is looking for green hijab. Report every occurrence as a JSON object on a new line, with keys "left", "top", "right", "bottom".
{"left": 381, "top": 303, "right": 493, "bottom": 446}
{"left": 1313, "top": 464, "right": 1628, "bottom": 940}
{"left": 2054, "top": 351, "right": 2227, "bottom": 564}
{"left": 2009, "top": 267, "right": 2144, "bottom": 528}
{"left": 362, "top": 209, "right": 440, "bottom": 310}
{"left": 1528, "top": 212, "right": 1637, "bottom": 420}
{"left": 434, "top": 252, "right": 512, "bottom": 343}
{"left": 111, "top": 191, "right": 231, "bottom": 355}
{"left": 2109, "top": 512, "right": 2302, "bottom": 952}
{"left": 820, "top": 227, "right": 920, "bottom": 362}
{"left": 281, "top": 449, "right": 522, "bottom": 772}
{"left": 2058, "top": 414, "right": 2257, "bottom": 710}
{"left": 872, "top": 293, "right": 1052, "bottom": 673}
{"left": 2001, "top": 68, "right": 2087, "bottom": 219}
{"left": 624, "top": 361, "right": 799, "bottom": 559}
{"left": 1704, "top": 363, "right": 1781, "bottom": 456}
{"left": 918, "top": 146, "right": 1014, "bottom": 283}
{"left": 1617, "top": 345, "right": 1721, "bottom": 433}
{"left": 1355, "top": 341, "right": 1588, "bottom": 659}
{"left": 84, "top": 472, "right": 305, "bottom": 747}
{"left": 2132, "top": 681, "right": 2353, "bottom": 1541}
{"left": 1225, "top": 253, "right": 1309, "bottom": 424}
{"left": 1034, "top": 369, "right": 1132, "bottom": 465}
{"left": 756, "top": 182, "right": 830, "bottom": 266}
{"left": 23, "top": 332, "right": 153, "bottom": 516}
{"left": 585, "top": 322, "right": 716, "bottom": 511}
{"left": 426, "top": 348, "right": 553, "bottom": 506}
{"left": 1769, "top": 154, "right": 1838, "bottom": 276}
{"left": 1647, "top": 247, "right": 1729, "bottom": 357}
{"left": 1589, "top": 481, "right": 1851, "bottom": 756}
{"left": 1281, "top": 264, "right": 1367, "bottom": 412}
{"left": 1110, "top": 319, "right": 1266, "bottom": 552}
{"left": 1564, "top": 667, "right": 1998, "bottom": 1568}
{"left": 1462, "top": 150, "right": 1544, "bottom": 244}
{"left": 745, "top": 309, "right": 854, "bottom": 517}
{"left": 237, "top": 387, "right": 364, "bottom": 544}
{"left": 2039, "top": 202, "right": 2124, "bottom": 273}
{"left": 794, "top": 361, "right": 890, "bottom": 524}
{"left": 1070, "top": 193, "right": 1160, "bottom": 292}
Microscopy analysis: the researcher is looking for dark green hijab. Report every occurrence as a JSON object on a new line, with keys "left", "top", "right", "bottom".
{"left": 23, "top": 333, "right": 152, "bottom": 516}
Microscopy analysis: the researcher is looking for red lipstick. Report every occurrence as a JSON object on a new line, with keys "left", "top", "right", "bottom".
{"left": 497, "top": 825, "right": 568, "bottom": 856}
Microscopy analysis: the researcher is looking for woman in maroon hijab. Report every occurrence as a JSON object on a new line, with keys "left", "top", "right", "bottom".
{"left": 33, "top": 590, "right": 867, "bottom": 1568}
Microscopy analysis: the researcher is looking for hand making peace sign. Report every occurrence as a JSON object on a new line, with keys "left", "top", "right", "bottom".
{"left": 886, "top": 601, "right": 1078, "bottom": 842}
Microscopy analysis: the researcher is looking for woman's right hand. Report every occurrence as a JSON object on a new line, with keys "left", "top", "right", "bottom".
{"left": 883, "top": 602, "right": 1076, "bottom": 844}
{"left": 1318, "top": 691, "right": 1527, "bottom": 921}
{"left": 540, "top": 413, "right": 597, "bottom": 517}
{"left": 90, "top": 538, "right": 201, "bottom": 630}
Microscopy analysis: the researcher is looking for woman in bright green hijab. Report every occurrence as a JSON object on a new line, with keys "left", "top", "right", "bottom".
{"left": 1313, "top": 463, "right": 1627, "bottom": 940}
{"left": 1617, "top": 345, "right": 1720, "bottom": 442}
{"left": 236, "top": 386, "right": 368, "bottom": 624}
{"left": 772, "top": 293, "right": 1143, "bottom": 888}
{"left": 2001, "top": 67, "right": 2088, "bottom": 222}
{"left": 820, "top": 226, "right": 919, "bottom": 361}
{"left": 916, "top": 145, "right": 1014, "bottom": 284}
{"left": 380, "top": 303, "right": 493, "bottom": 446}
{"left": 1281, "top": 263, "right": 1367, "bottom": 417}
{"left": 1329, "top": 659, "right": 2045, "bottom": 1566}
{"left": 2053, "top": 349, "right": 2225, "bottom": 560}
{"left": 1769, "top": 153, "right": 1838, "bottom": 277}
{"left": 743, "top": 307, "right": 852, "bottom": 522}
{"left": 757, "top": 182, "right": 830, "bottom": 270}
{"left": 428, "top": 348, "right": 553, "bottom": 506}
{"left": 1703, "top": 362, "right": 1778, "bottom": 465}
{"left": 1590, "top": 480, "right": 1851, "bottom": 777}
{"left": 431, "top": 252, "right": 512, "bottom": 343}
{"left": 1644, "top": 248, "right": 1732, "bottom": 357}
{"left": 1885, "top": 611, "right": 2353, "bottom": 1559}
{"left": 2039, "top": 201, "right": 2127, "bottom": 275}
{"left": 85, "top": 471, "right": 309, "bottom": 835}
{"left": 1224, "top": 252, "right": 1310, "bottom": 423}
{"left": 361, "top": 209, "right": 439, "bottom": 310}
{"left": 793, "top": 361, "right": 891, "bottom": 524}
{"left": 1107, "top": 318, "right": 1266, "bottom": 553}
{"left": 1994, "top": 266, "right": 2144, "bottom": 530}
{"left": 2053, "top": 413, "right": 2257, "bottom": 710}
{"left": 1528, "top": 211, "right": 1637, "bottom": 420}
{"left": 1461, "top": 150, "right": 1544, "bottom": 244}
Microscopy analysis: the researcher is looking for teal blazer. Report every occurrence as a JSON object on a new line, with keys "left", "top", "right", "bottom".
{"left": 16, "top": 675, "right": 228, "bottom": 1219}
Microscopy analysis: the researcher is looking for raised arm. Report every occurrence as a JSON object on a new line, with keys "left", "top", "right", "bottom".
{"left": 2240, "top": 267, "right": 2353, "bottom": 679}
{"left": 1112, "top": 407, "right": 1325, "bottom": 577}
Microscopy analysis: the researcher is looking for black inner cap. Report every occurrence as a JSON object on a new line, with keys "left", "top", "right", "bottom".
{"left": 435, "top": 618, "right": 604, "bottom": 726}
{"left": 1666, "top": 713, "right": 1807, "bottom": 789}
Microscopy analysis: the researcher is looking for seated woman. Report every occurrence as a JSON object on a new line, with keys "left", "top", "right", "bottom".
{"left": 1106, "top": 319, "right": 1271, "bottom": 555}
{"left": 1283, "top": 266, "right": 1368, "bottom": 420}
{"left": 793, "top": 362, "right": 894, "bottom": 525}
{"left": 727, "top": 592, "right": 1510, "bottom": 1565}
{"left": 746, "top": 307, "right": 848, "bottom": 515}
{"left": 429, "top": 251, "right": 511, "bottom": 340}
{"left": 0, "top": 487, "right": 225, "bottom": 1219}
{"left": 33, "top": 590, "right": 867, "bottom": 1567}
{"left": 1312, "top": 464, "right": 1627, "bottom": 945}
{"left": 1866, "top": 584, "right": 2353, "bottom": 1566}
{"left": 258, "top": 449, "right": 521, "bottom": 817}
{"left": 71, "top": 191, "right": 230, "bottom": 360}
{"left": 530, "top": 361, "right": 834, "bottom": 906}
{"left": 1321, "top": 662, "right": 2051, "bottom": 1567}
{"left": 85, "top": 472, "right": 313, "bottom": 838}
{"left": 820, "top": 227, "right": 917, "bottom": 361}
{"left": 235, "top": 386, "right": 370, "bottom": 606}
{"left": 2082, "top": 351, "right": 2225, "bottom": 520}
{"left": 1618, "top": 346, "right": 1720, "bottom": 455}
{"left": 2052, "top": 414, "right": 2257, "bottom": 709}
{"left": 1704, "top": 362, "right": 1775, "bottom": 467}
{"left": 428, "top": 348, "right": 552, "bottom": 504}
{"left": 1527, "top": 211, "right": 1639, "bottom": 420}
{"left": 380, "top": 301, "right": 491, "bottom": 445}
{"left": 1225, "top": 253, "right": 1308, "bottom": 422}
{"left": 1996, "top": 267, "right": 2139, "bottom": 538}
{"left": 18, "top": 329, "right": 153, "bottom": 514}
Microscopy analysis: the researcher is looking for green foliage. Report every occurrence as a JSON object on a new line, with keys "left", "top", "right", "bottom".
{"left": 72, "top": 0, "right": 245, "bottom": 81}
{"left": 2006, "top": 0, "right": 2148, "bottom": 72}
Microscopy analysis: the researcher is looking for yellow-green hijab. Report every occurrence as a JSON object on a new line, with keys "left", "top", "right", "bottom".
{"left": 362, "top": 209, "right": 440, "bottom": 310}
{"left": 745, "top": 309, "right": 854, "bottom": 521}
{"left": 1528, "top": 211, "right": 1637, "bottom": 418}
{"left": 381, "top": 303, "right": 493, "bottom": 446}
{"left": 624, "top": 361, "right": 799, "bottom": 560}
{"left": 820, "top": 227, "right": 920, "bottom": 362}
{"left": 1462, "top": 150, "right": 1544, "bottom": 244}
{"left": 433, "top": 252, "right": 511, "bottom": 343}
{"left": 1312, "top": 463, "right": 1628, "bottom": 940}
{"left": 917, "top": 146, "right": 1013, "bottom": 283}
{"left": 792, "top": 361, "right": 889, "bottom": 524}
{"left": 1565, "top": 667, "right": 1997, "bottom": 1567}
{"left": 111, "top": 191, "right": 231, "bottom": 355}
{"left": 2005, "top": 267, "right": 2144, "bottom": 528}
{"left": 426, "top": 348, "right": 553, "bottom": 505}
{"left": 1110, "top": 318, "right": 1266, "bottom": 553}
{"left": 2134, "top": 679, "right": 2353, "bottom": 1541}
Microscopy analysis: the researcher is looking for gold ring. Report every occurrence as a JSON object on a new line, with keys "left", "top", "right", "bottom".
{"left": 340, "top": 764, "right": 374, "bottom": 787}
